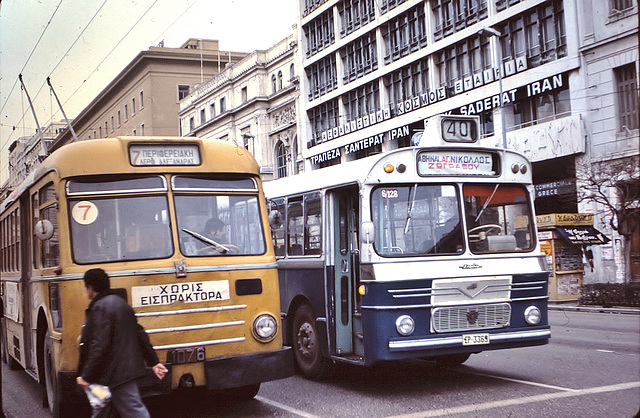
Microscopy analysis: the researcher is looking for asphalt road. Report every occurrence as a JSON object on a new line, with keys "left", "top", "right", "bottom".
{"left": 3, "top": 310, "right": 639, "bottom": 417}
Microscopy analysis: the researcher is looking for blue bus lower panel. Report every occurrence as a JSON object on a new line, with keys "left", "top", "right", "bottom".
{"left": 359, "top": 275, "right": 550, "bottom": 364}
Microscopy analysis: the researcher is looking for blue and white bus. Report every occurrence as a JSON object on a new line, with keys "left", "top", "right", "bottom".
{"left": 264, "top": 116, "right": 550, "bottom": 378}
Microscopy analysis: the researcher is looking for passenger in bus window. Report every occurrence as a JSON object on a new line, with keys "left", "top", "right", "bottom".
{"left": 202, "top": 218, "right": 238, "bottom": 254}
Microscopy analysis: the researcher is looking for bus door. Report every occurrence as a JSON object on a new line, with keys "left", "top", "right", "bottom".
{"left": 331, "top": 187, "right": 361, "bottom": 357}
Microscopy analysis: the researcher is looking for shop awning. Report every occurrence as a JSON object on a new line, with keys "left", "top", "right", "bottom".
{"left": 556, "top": 226, "right": 610, "bottom": 245}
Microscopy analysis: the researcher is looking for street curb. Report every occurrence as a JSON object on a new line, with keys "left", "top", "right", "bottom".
{"left": 548, "top": 304, "right": 640, "bottom": 315}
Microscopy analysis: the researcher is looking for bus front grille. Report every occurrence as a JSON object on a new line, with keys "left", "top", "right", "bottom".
{"left": 432, "top": 303, "right": 510, "bottom": 333}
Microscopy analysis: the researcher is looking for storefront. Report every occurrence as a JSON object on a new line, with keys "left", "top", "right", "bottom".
{"left": 537, "top": 213, "right": 610, "bottom": 302}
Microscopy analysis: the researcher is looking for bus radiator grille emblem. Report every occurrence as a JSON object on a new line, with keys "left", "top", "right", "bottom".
{"left": 466, "top": 310, "right": 479, "bottom": 325}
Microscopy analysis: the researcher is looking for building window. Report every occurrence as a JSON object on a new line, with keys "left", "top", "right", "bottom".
{"left": 385, "top": 58, "right": 429, "bottom": 111}
{"left": 302, "top": 0, "right": 329, "bottom": 17}
{"left": 511, "top": 81, "right": 570, "bottom": 129}
{"left": 498, "top": 1, "right": 566, "bottom": 68}
{"left": 132, "top": 98, "right": 136, "bottom": 114}
{"left": 189, "top": 117, "right": 195, "bottom": 132}
{"left": 117, "top": 110, "right": 121, "bottom": 126}
{"left": 210, "top": 103, "right": 215, "bottom": 118}
{"left": 611, "top": 0, "right": 633, "bottom": 11}
{"left": 381, "top": 4, "right": 428, "bottom": 64}
{"left": 272, "top": 75, "right": 277, "bottom": 94}
{"left": 133, "top": 129, "right": 136, "bottom": 136}
{"left": 290, "top": 64, "right": 295, "bottom": 81}
{"left": 616, "top": 63, "right": 639, "bottom": 131}
{"left": 307, "top": 54, "right": 338, "bottom": 100}
{"left": 304, "top": 8, "right": 335, "bottom": 58}
{"left": 308, "top": 98, "right": 340, "bottom": 146}
{"left": 341, "top": 31, "right": 378, "bottom": 84}
{"left": 432, "top": 0, "right": 488, "bottom": 40}
{"left": 99, "top": 126, "right": 102, "bottom": 137}
{"left": 111, "top": 116, "right": 115, "bottom": 131}
{"left": 496, "top": 0, "right": 523, "bottom": 12}
{"left": 220, "top": 97, "right": 226, "bottom": 113}
{"left": 124, "top": 104, "right": 128, "bottom": 120}
{"left": 278, "top": 71, "right": 283, "bottom": 90}
{"left": 339, "top": 0, "right": 376, "bottom": 37}
{"left": 139, "top": 91, "right": 144, "bottom": 108}
{"left": 343, "top": 80, "right": 380, "bottom": 120}
{"left": 178, "top": 85, "right": 190, "bottom": 100}
{"left": 105, "top": 122, "right": 108, "bottom": 136}
{"left": 200, "top": 108, "right": 206, "bottom": 124}
{"left": 276, "top": 141, "right": 288, "bottom": 178}
{"left": 241, "top": 86, "right": 248, "bottom": 103}
{"left": 141, "top": 124, "right": 145, "bottom": 135}
{"left": 435, "top": 35, "right": 490, "bottom": 89}
{"left": 380, "top": 0, "right": 409, "bottom": 14}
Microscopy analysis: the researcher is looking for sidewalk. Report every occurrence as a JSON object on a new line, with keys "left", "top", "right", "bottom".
{"left": 548, "top": 301, "right": 640, "bottom": 315}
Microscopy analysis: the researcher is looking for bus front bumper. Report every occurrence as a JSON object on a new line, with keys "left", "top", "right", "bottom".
{"left": 388, "top": 329, "right": 551, "bottom": 352}
{"left": 60, "top": 347, "right": 293, "bottom": 403}
{"left": 203, "top": 347, "right": 294, "bottom": 390}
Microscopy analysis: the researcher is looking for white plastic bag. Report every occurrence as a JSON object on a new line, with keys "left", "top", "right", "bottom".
{"left": 85, "top": 383, "right": 112, "bottom": 411}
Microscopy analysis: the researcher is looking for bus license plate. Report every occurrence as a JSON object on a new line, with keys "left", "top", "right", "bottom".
{"left": 462, "top": 333, "right": 490, "bottom": 346}
{"left": 167, "top": 346, "right": 205, "bottom": 364}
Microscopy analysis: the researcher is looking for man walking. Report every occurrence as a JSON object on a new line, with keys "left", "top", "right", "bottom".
{"left": 76, "top": 268, "right": 168, "bottom": 417}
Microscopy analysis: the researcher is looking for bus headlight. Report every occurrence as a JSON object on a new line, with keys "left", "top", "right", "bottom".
{"left": 253, "top": 314, "right": 278, "bottom": 341}
{"left": 524, "top": 306, "right": 541, "bottom": 325}
{"left": 395, "top": 315, "right": 415, "bottom": 336}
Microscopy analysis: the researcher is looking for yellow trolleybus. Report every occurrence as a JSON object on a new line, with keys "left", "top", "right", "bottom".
{"left": 1, "top": 137, "right": 292, "bottom": 416}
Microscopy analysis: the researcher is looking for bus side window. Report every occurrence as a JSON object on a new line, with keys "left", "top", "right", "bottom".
{"left": 287, "top": 198, "right": 304, "bottom": 255}
{"left": 33, "top": 183, "right": 60, "bottom": 269}
{"left": 304, "top": 193, "right": 322, "bottom": 255}
{"left": 268, "top": 199, "right": 286, "bottom": 257}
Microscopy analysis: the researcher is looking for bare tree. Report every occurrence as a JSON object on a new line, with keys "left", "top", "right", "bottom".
{"left": 576, "top": 155, "right": 639, "bottom": 281}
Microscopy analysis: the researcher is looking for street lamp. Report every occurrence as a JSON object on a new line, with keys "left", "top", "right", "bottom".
{"left": 478, "top": 27, "right": 507, "bottom": 149}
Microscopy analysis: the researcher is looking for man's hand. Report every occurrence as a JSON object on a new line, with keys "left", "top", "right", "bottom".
{"left": 76, "top": 376, "right": 90, "bottom": 389}
{"left": 152, "top": 363, "right": 168, "bottom": 380}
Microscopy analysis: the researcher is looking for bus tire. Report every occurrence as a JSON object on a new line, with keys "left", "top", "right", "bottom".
{"left": 292, "top": 304, "right": 327, "bottom": 379}
{"left": 434, "top": 353, "right": 471, "bottom": 367}
{"left": 43, "top": 328, "right": 73, "bottom": 418}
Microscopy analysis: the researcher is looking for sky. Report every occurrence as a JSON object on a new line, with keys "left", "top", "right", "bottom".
{"left": 0, "top": 0, "right": 297, "bottom": 182}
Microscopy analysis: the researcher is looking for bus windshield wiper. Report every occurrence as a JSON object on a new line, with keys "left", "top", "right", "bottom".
{"left": 182, "top": 228, "right": 229, "bottom": 254}
{"left": 404, "top": 183, "right": 418, "bottom": 235}
{"left": 475, "top": 184, "right": 500, "bottom": 223}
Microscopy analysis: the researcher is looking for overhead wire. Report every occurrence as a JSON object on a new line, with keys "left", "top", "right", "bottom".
{"left": 1, "top": 0, "right": 186, "bottom": 176}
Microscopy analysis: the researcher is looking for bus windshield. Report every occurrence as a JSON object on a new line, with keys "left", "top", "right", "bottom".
{"left": 173, "top": 175, "right": 266, "bottom": 256}
{"left": 464, "top": 184, "right": 534, "bottom": 253}
{"left": 371, "top": 183, "right": 534, "bottom": 257}
{"left": 175, "top": 194, "right": 266, "bottom": 256}
{"left": 69, "top": 194, "right": 173, "bottom": 263}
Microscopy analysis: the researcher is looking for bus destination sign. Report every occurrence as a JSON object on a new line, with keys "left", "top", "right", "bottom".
{"left": 417, "top": 150, "right": 494, "bottom": 176}
{"left": 129, "top": 144, "right": 201, "bottom": 166}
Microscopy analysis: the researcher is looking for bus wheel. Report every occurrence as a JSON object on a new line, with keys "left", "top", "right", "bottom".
{"left": 224, "top": 383, "right": 260, "bottom": 400}
{"left": 434, "top": 353, "right": 471, "bottom": 367}
{"left": 43, "top": 328, "right": 71, "bottom": 417}
{"left": 43, "top": 328, "right": 57, "bottom": 412}
{"left": 292, "top": 304, "right": 327, "bottom": 379}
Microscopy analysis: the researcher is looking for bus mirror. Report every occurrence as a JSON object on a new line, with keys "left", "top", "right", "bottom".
{"left": 35, "top": 219, "right": 55, "bottom": 240}
{"left": 269, "top": 210, "right": 283, "bottom": 229}
{"left": 361, "top": 221, "right": 375, "bottom": 244}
